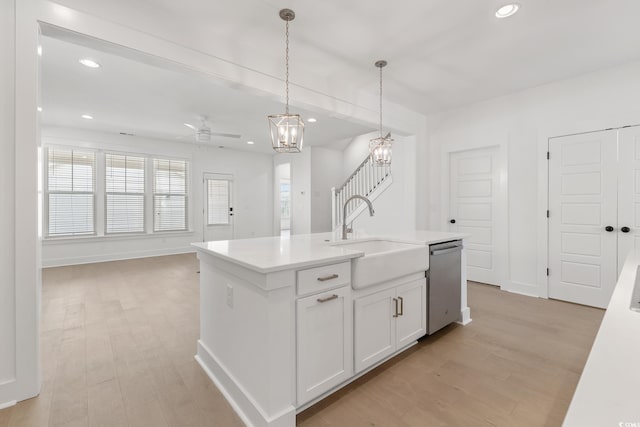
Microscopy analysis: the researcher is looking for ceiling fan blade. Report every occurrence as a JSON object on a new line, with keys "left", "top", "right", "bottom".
{"left": 183, "top": 123, "right": 197, "bottom": 130}
{"left": 211, "top": 132, "right": 242, "bottom": 139}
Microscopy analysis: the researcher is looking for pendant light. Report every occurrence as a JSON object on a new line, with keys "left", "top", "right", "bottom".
{"left": 369, "top": 60, "right": 393, "bottom": 165}
{"left": 268, "top": 9, "right": 305, "bottom": 153}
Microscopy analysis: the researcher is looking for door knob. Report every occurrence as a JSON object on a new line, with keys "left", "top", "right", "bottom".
{"left": 621, "top": 226, "right": 631, "bottom": 233}
{"left": 605, "top": 226, "right": 614, "bottom": 232}
{"left": 450, "top": 219, "right": 456, "bottom": 224}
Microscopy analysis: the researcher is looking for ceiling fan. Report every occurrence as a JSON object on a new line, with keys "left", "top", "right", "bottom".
{"left": 182, "top": 116, "right": 241, "bottom": 143}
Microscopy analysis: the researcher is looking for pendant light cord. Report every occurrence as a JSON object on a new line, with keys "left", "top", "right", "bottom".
{"left": 285, "top": 19, "right": 290, "bottom": 115}
{"left": 379, "top": 64, "right": 383, "bottom": 137}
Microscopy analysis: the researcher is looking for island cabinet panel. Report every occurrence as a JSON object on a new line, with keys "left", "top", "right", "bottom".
{"left": 354, "top": 279, "right": 427, "bottom": 373}
{"left": 396, "top": 280, "right": 427, "bottom": 348}
{"left": 354, "top": 288, "right": 397, "bottom": 373}
{"left": 296, "top": 286, "right": 353, "bottom": 405}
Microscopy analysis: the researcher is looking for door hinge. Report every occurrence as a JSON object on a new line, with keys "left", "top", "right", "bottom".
{"left": 546, "top": 210, "right": 550, "bottom": 218}
{"left": 546, "top": 151, "right": 550, "bottom": 160}
{"left": 546, "top": 268, "right": 550, "bottom": 276}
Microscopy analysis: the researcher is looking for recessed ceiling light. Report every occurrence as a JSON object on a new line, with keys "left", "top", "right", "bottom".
{"left": 37, "top": 107, "right": 42, "bottom": 112}
{"left": 495, "top": 3, "right": 520, "bottom": 18}
{"left": 37, "top": 46, "right": 42, "bottom": 57}
{"left": 307, "top": 118, "right": 317, "bottom": 123}
{"left": 79, "top": 58, "right": 100, "bottom": 68}
{"left": 247, "top": 141, "right": 255, "bottom": 145}
{"left": 81, "top": 114, "right": 93, "bottom": 120}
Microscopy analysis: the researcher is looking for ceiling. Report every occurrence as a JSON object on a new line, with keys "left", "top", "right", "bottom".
{"left": 40, "top": 36, "right": 375, "bottom": 153}
{"left": 52, "top": 0, "right": 640, "bottom": 115}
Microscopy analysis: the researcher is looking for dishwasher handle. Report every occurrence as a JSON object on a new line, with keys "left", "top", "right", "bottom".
{"left": 430, "top": 246, "right": 462, "bottom": 256}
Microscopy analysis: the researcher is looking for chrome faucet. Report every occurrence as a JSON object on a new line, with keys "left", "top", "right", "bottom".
{"left": 342, "top": 195, "right": 375, "bottom": 240}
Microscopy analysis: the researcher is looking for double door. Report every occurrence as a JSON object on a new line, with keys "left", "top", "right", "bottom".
{"left": 549, "top": 126, "right": 640, "bottom": 308}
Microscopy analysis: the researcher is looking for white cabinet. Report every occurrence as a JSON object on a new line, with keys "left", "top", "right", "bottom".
{"left": 396, "top": 280, "right": 427, "bottom": 348}
{"left": 354, "top": 279, "right": 426, "bottom": 373}
{"left": 296, "top": 286, "right": 353, "bottom": 405}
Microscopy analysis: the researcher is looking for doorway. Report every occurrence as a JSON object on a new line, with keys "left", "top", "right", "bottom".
{"left": 275, "top": 162, "right": 291, "bottom": 237}
{"left": 202, "top": 173, "right": 234, "bottom": 242}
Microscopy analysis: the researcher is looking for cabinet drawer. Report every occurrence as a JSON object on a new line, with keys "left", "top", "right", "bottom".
{"left": 297, "top": 262, "right": 351, "bottom": 296}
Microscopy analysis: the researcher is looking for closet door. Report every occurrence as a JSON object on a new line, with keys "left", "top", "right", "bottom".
{"left": 548, "top": 130, "right": 618, "bottom": 308}
{"left": 617, "top": 126, "right": 640, "bottom": 273}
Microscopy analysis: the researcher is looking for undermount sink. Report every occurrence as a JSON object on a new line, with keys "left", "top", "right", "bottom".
{"left": 332, "top": 239, "right": 429, "bottom": 289}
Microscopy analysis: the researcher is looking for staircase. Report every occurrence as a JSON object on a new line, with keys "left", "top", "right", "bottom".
{"left": 331, "top": 155, "right": 392, "bottom": 230}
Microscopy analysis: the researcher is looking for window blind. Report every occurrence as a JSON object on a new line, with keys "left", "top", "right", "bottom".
{"left": 207, "top": 179, "right": 230, "bottom": 225}
{"left": 105, "top": 153, "right": 145, "bottom": 234}
{"left": 153, "top": 158, "right": 188, "bottom": 231}
{"left": 47, "top": 147, "right": 96, "bottom": 236}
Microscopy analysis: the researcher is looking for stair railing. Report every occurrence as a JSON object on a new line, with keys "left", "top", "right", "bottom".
{"left": 331, "top": 155, "right": 391, "bottom": 228}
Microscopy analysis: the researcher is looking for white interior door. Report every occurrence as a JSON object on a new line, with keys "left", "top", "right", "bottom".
{"left": 548, "top": 130, "right": 618, "bottom": 308}
{"left": 617, "top": 125, "right": 640, "bottom": 272}
{"left": 202, "top": 173, "right": 234, "bottom": 242}
{"left": 449, "top": 147, "right": 500, "bottom": 285}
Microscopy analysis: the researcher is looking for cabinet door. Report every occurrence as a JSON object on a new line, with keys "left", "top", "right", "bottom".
{"left": 354, "top": 288, "right": 396, "bottom": 373}
{"left": 297, "top": 287, "right": 352, "bottom": 405}
{"left": 396, "top": 279, "right": 427, "bottom": 348}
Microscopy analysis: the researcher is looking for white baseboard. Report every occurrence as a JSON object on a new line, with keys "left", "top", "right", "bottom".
{"left": 457, "top": 306, "right": 472, "bottom": 325}
{"left": 42, "top": 246, "right": 196, "bottom": 268}
{"left": 0, "top": 400, "right": 16, "bottom": 410}
{"left": 195, "top": 340, "right": 295, "bottom": 427}
{"left": 504, "top": 280, "right": 540, "bottom": 298}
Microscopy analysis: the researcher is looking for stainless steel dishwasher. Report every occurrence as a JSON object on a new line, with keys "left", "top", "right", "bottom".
{"left": 427, "top": 240, "right": 462, "bottom": 334}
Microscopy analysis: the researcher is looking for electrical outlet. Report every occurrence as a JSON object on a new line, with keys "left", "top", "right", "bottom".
{"left": 226, "top": 284, "right": 233, "bottom": 308}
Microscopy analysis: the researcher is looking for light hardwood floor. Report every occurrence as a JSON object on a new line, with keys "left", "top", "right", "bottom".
{"left": 0, "top": 255, "right": 604, "bottom": 427}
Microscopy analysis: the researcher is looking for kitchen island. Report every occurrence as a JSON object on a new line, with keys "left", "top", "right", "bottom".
{"left": 192, "top": 231, "right": 468, "bottom": 427}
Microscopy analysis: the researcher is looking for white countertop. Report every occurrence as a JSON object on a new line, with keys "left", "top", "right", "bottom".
{"left": 192, "top": 230, "right": 466, "bottom": 274}
{"left": 563, "top": 249, "right": 640, "bottom": 426}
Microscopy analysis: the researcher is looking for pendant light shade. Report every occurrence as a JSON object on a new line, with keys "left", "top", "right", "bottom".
{"left": 268, "top": 9, "right": 305, "bottom": 153}
{"left": 370, "top": 133, "right": 393, "bottom": 164}
{"left": 370, "top": 60, "right": 393, "bottom": 165}
{"left": 268, "top": 113, "right": 304, "bottom": 153}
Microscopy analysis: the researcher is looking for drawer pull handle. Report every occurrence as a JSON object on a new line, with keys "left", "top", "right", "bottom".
{"left": 393, "top": 298, "right": 399, "bottom": 317}
{"left": 317, "top": 294, "right": 338, "bottom": 303}
{"left": 398, "top": 296, "right": 404, "bottom": 316}
{"left": 317, "top": 274, "right": 339, "bottom": 282}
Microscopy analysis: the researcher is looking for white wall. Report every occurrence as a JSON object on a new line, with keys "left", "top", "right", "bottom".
{"left": 42, "top": 128, "right": 274, "bottom": 267}
{"left": 0, "top": 0, "right": 17, "bottom": 406}
{"left": 310, "top": 146, "right": 343, "bottom": 233}
{"left": 428, "top": 59, "right": 640, "bottom": 296}
{"left": 342, "top": 131, "right": 417, "bottom": 234}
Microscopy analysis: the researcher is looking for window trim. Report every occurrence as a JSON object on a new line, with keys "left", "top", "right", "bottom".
{"left": 44, "top": 146, "right": 98, "bottom": 238}
{"left": 104, "top": 152, "right": 147, "bottom": 235}
{"left": 42, "top": 145, "right": 192, "bottom": 240}
{"left": 152, "top": 158, "right": 189, "bottom": 233}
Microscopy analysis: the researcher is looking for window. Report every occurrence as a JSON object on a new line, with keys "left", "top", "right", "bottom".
{"left": 46, "top": 147, "right": 96, "bottom": 236}
{"left": 206, "top": 178, "right": 231, "bottom": 225}
{"left": 105, "top": 153, "right": 145, "bottom": 234}
{"left": 153, "top": 158, "right": 188, "bottom": 231}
